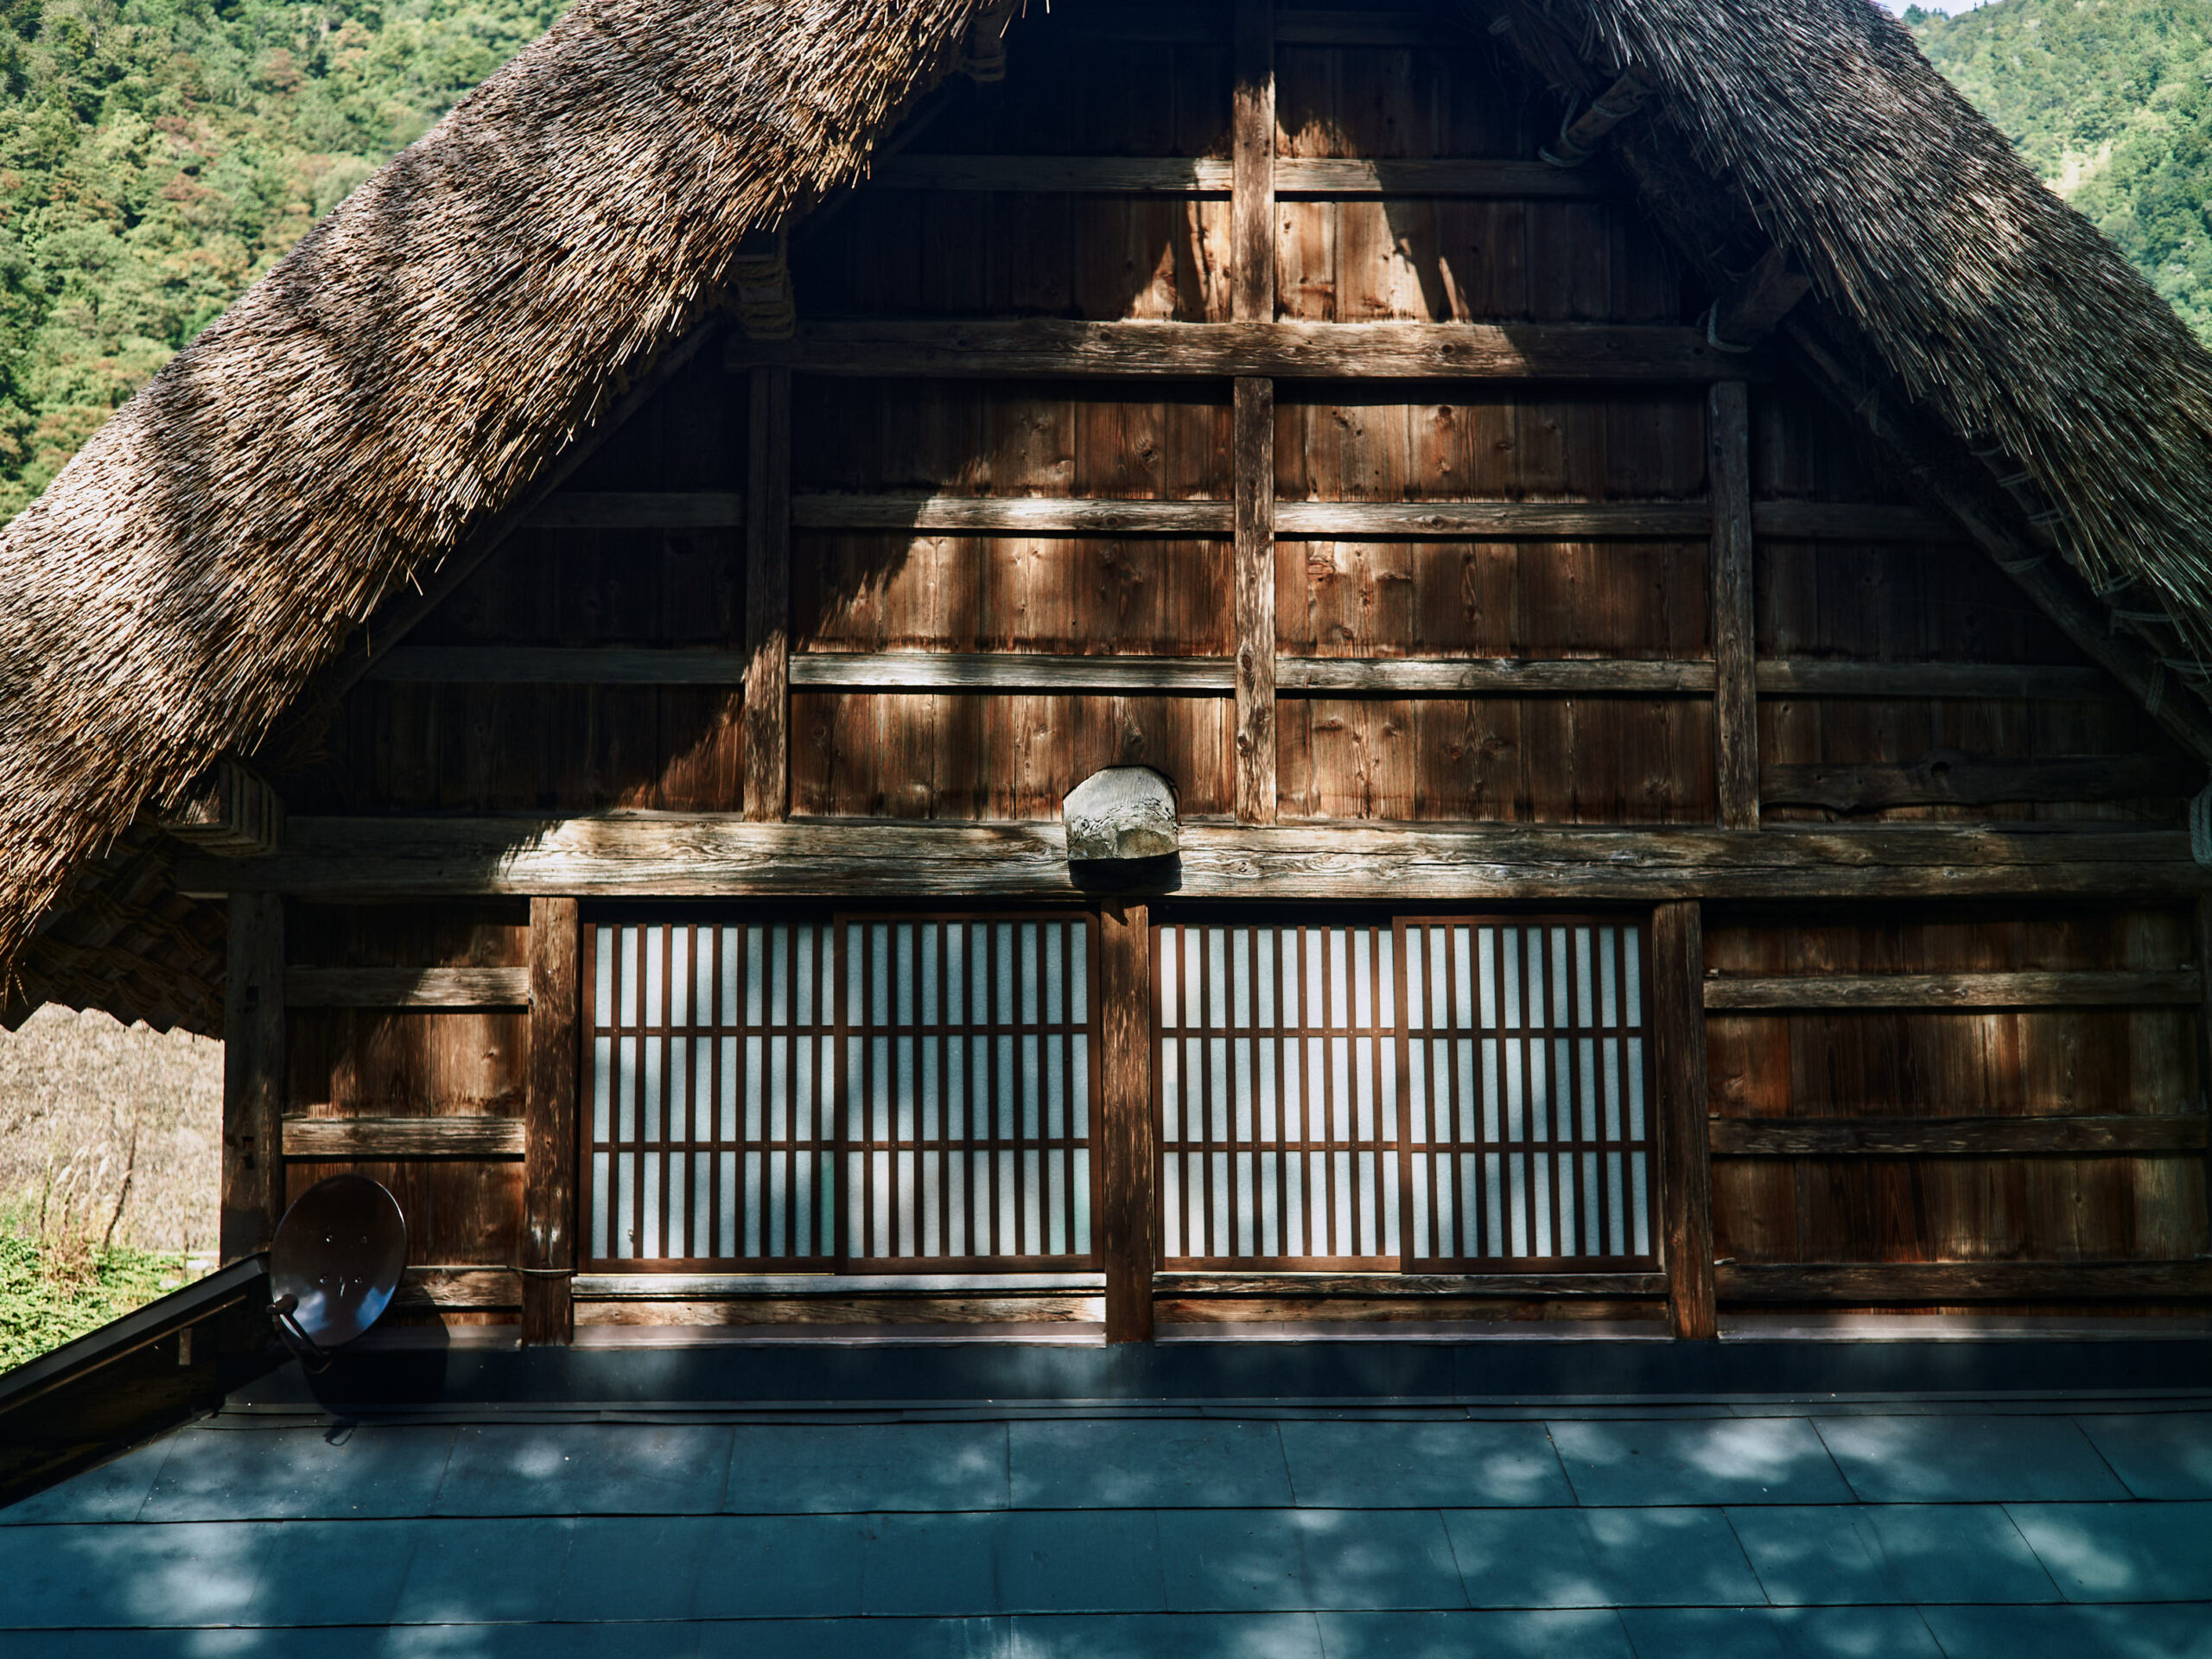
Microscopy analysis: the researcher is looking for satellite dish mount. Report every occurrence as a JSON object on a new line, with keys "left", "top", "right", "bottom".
{"left": 266, "top": 1174, "right": 409, "bottom": 1372}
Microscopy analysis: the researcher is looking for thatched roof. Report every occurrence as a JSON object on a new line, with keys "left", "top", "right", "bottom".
{"left": 3, "top": 0, "right": 2209, "bottom": 1029}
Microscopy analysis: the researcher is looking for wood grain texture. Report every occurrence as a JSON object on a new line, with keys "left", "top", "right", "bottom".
{"left": 1710, "top": 382, "right": 1758, "bottom": 830}
{"left": 726, "top": 321, "right": 1751, "bottom": 381}
{"left": 1232, "top": 0, "right": 1273, "bottom": 324}
{"left": 1702, "top": 969, "right": 2203, "bottom": 1010}
{"left": 793, "top": 653, "right": 1236, "bottom": 693}
{"left": 523, "top": 896, "right": 579, "bottom": 1345}
{"left": 392, "top": 1268, "right": 519, "bottom": 1311}
{"left": 219, "top": 893, "right": 284, "bottom": 1262}
{"left": 279, "top": 1115, "right": 525, "bottom": 1159}
{"left": 1717, "top": 1260, "right": 2212, "bottom": 1302}
{"left": 1098, "top": 902, "right": 1156, "bottom": 1343}
{"left": 1761, "top": 751, "right": 2178, "bottom": 811}
{"left": 743, "top": 365, "right": 790, "bottom": 822}
{"left": 283, "top": 966, "right": 531, "bottom": 1007}
{"left": 1653, "top": 900, "right": 1716, "bottom": 1338}
{"left": 1154, "top": 1271, "right": 1669, "bottom": 1297}
{"left": 182, "top": 819, "right": 2212, "bottom": 902}
{"left": 1236, "top": 376, "right": 1276, "bottom": 823}
{"left": 1709, "top": 1115, "right": 2211, "bottom": 1156}
{"left": 1755, "top": 662, "right": 2111, "bottom": 699}
{"left": 1277, "top": 658, "right": 1715, "bottom": 695}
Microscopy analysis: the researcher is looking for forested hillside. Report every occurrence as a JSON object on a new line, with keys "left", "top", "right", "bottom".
{"left": 0, "top": 0, "right": 564, "bottom": 520}
{"left": 1911, "top": 0, "right": 2212, "bottom": 337}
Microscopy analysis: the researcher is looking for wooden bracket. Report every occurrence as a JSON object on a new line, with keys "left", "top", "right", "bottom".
{"left": 1707, "top": 245, "right": 1812, "bottom": 352}
{"left": 730, "top": 230, "right": 794, "bottom": 342}
{"left": 1541, "top": 69, "right": 1655, "bottom": 168}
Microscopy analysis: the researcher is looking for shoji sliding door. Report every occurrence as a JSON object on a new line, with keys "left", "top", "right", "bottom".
{"left": 1154, "top": 913, "right": 1656, "bottom": 1274}
{"left": 583, "top": 912, "right": 1097, "bottom": 1273}
{"left": 1399, "top": 918, "right": 1656, "bottom": 1270}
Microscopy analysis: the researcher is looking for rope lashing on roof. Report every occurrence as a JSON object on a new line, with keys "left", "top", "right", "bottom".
{"left": 960, "top": 0, "right": 1016, "bottom": 81}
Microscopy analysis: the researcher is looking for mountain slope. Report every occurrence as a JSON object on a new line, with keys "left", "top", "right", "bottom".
{"left": 0, "top": 0, "right": 565, "bottom": 520}
{"left": 1911, "top": 0, "right": 2212, "bottom": 337}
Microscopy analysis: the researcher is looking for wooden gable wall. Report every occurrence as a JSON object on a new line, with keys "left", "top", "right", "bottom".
{"left": 220, "top": 0, "right": 2209, "bottom": 1335}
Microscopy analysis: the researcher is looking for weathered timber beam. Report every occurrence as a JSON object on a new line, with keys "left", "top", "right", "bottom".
{"left": 1762, "top": 751, "right": 2184, "bottom": 811}
{"left": 497, "top": 493, "right": 1937, "bottom": 542}
{"left": 524, "top": 493, "right": 742, "bottom": 530}
{"left": 1710, "top": 1114, "right": 2210, "bottom": 1157}
{"left": 575, "top": 1272, "right": 1104, "bottom": 1299}
{"left": 1656, "top": 899, "right": 1717, "bottom": 1338}
{"left": 1757, "top": 661, "right": 2111, "bottom": 699}
{"left": 1710, "top": 382, "right": 1758, "bottom": 830}
{"left": 726, "top": 321, "right": 1751, "bottom": 381}
{"left": 1702, "top": 969, "right": 2202, "bottom": 1011}
{"left": 1279, "top": 658, "right": 1714, "bottom": 695}
{"left": 867, "top": 155, "right": 1613, "bottom": 199}
{"left": 1707, "top": 246, "right": 1813, "bottom": 353}
{"left": 176, "top": 819, "right": 2212, "bottom": 902}
{"left": 1716, "top": 1260, "right": 2212, "bottom": 1303}
{"left": 393, "top": 1268, "right": 519, "bottom": 1311}
{"left": 280, "top": 1115, "right": 527, "bottom": 1160}
{"left": 365, "top": 650, "right": 1719, "bottom": 696}
{"left": 1749, "top": 500, "right": 1952, "bottom": 542}
{"left": 219, "top": 894, "right": 283, "bottom": 1263}
{"left": 524, "top": 895, "right": 580, "bottom": 1345}
{"left": 1541, "top": 69, "right": 1655, "bottom": 168}
{"left": 283, "top": 967, "right": 532, "bottom": 1008}
{"left": 797, "top": 652, "right": 1233, "bottom": 694}
{"left": 1153, "top": 1271, "right": 1668, "bottom": 1298}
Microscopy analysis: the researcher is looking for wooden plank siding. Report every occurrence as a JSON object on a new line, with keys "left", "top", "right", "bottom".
{"left": 257, "top": 3, "right": 2209, "bottom": 1335}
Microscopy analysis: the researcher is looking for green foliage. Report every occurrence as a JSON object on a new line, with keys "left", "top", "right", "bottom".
{"left": 0, "top": 1228, "right": 189, "bottom": 1371}
{"left": 1913, "top": 0, "right": 2212, "bottom": 339}
{"left": 0, "top": 0, "right": 566, "bottom": 521}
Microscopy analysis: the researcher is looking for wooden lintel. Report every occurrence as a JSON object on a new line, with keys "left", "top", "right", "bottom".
{"left": 1154, "top": 1271, "right": 1668, "bottom": 1298}
{"left": 1710, "top": 1114, "right": 2211, "bottom": 1158}
{"left": 283, "top": 966, "right": 531, "bottom": 1009}
{"left": 1717, "top": 1260, "right": 2212, "bottom": 1303}
{"left": 1761, "top": 751, "right": 2183, "bottom": 812}
{"left": 179, "top": 820, "right": 2212, "bottom": 904}
{"left": 1702, "top": 969, "right": 2203, "bottom": 1011}
{"left": 280, "top": 1115, "right": 525, "bottom": 1160}
{"left": 726, "top": 321, "right": 1753, "bottom": 382}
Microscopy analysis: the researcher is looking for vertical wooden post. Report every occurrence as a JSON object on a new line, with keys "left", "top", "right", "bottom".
{"left": 1234, "top": 377, "right": 1276, "bottom": 826}
{"left": 1232, "top": 0, "right": 1274, "bottom": 327}
{"left": 744, "top": 364, "right": 791, "bottom": 823}
{"left": 219, "top": 893, "right": 285, "bottom": 1263}
{"left": 1099, "top": 902, "right": 1156, "bottom": 1343}
{"left": 1654, "top": 899, "right": 1717, "bottom": 1339}
{"left": 2196, "top": 898, "right": 2212, "bottom": 1248}
{"left": 522, "top": 896, "right": 580, "bottom": 1345}
{"left": 1231, "top": 0, "right": 1276, "bottom": 827}
{"left": 1709, "top": 380, "right": 1758, "bottom": 830}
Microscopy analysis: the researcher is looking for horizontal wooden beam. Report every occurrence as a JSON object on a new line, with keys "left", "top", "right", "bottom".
{"left": 1762, "top": 751, "right": 2181, "bottom": 812}
{"left": 506, "top": 493, "right": 1949, "bottom": 543}
{"left": 1154, "top": 1270, "right": 1667, "bottom": 1298}
{"left": 394, "top": 1268, "right": 518, "bottom": 1310}
{"left": 727, "top": 321, "right": 1752, "bottom": 382}
{"left": 575, "top": 1272, "right": 1105, "bottom": 1299}
{"left": 281, "top": 1115, "right": 527, "bottom": 1160}
{"left": 1278, "top": 658, "right": 1713, "bottom": 695}
{"left": 1716, "top": 1260, "right": 2212, "bottom": 1303}
{"left": 1710, "top": 1114, "right": 2211, "bottom": 1157}
{"left": 793, "top": 652, "right": 1230, "bottom": 693}
{"left": 524, "top": 493, "right": 742, "bottom": 530}
{"left": 1755, "top": 661, "right": 2112, "bottom": 699}
{"left": 1749, "top": 499, "right": 1951, "bottom": 542}
{"left": 868, "top": 155, "right": 1613, "bottom": 199}
{"left": 177, "top": 819, "right": 2212, "bottom": 903}
{"left": 1702, "top": 969, "right": 2203, "bottom": 1011}
{"left": 284, "top": 967, "right": 532, "bottom": 1008}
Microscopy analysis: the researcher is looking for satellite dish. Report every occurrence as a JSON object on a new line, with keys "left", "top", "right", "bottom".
{"left": 268, "top": 1174, "right": 408, "bottom": 1370}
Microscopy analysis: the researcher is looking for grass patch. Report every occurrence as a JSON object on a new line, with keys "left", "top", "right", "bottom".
{"left": 0, "top": 1232, "right": 193, "bottom": 1374}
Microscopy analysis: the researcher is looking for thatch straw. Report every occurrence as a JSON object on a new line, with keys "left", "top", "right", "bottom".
{"left": 5, "top": 0, "right": 2212, "bottom": 1017}
{"left": 1558, "top": 0, "right": 2212, "bottom": 654}
{"left": 0, "top": 0, "right": 987, "bottom": 985}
